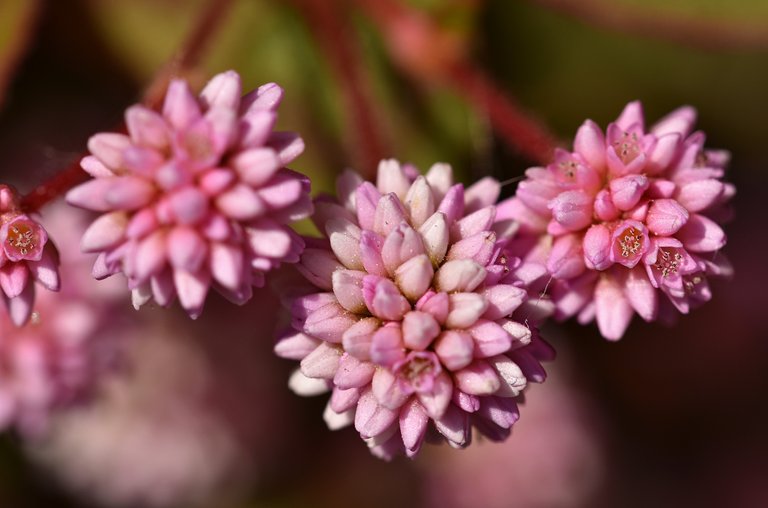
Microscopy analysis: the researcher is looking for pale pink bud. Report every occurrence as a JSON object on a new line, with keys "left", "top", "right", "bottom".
{"left": 583, "top": 224, "right": 612, "bottom": 271}
{"left": 646, "top": 198, "right": 689, "bottom": 236}
{"left": 609, "top": 174, "right": 649, "bottom": 211}
{"left": 548, "top": 190, "right": 593, "bottom": 231}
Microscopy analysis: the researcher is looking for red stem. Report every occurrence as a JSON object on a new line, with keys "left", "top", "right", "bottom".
{"left": 356, "top": 0, "right": 559, "bottom": 165}
{"left": 447, "top": 62, "right": 558, "bottom": 164}
{"left": 20, "top": 0, "right": 235, "bottom": 213}
{"left": 530, "top": 0, "right": 768, "bottom": 51}
{"left": 293, "top": 0, "right": 387, "bottom": 178}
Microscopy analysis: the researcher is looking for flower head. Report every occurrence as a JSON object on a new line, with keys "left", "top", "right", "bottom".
{"left": 507, "top": 101, "right": 733, "bottom": 340}
{"left": 275, "top": 160, "right": 553, "bottom": 459}
{"left": 66, "top": 71, "right": 313, "bottom": 318}
{"left": 0, "top": 204, "right": 124, "bottom": 435}
{"left": 0, "top": 184, "right": 60, "bottom": 326}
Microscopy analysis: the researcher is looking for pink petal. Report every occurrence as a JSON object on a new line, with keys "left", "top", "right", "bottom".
{"left": 209, "top": 242, "right": 244, "bottom": 291}
{"left": 425, "top": 162, "right": 453, "bottom": 202}
{"left": 615, "top": 101, "right": 645, "bottom": 131}
{"left": 488, "top": 355, "right": 527, "bottom": 397}
{"left": 677, "top": 214, "right": 726, "bottom": 253}
{"left": 326, "top": 218, "right": 363, "bottom": 270}
{"left": 125, "top": 105, "right": 169, "bottom": 150}
{"left": 454, "top": 360, "right": 501, "bottom": 395}
{"left": 417, "top": 371, "right": 453, "bottom": 419}
{"left": 547, "top": 233, "right": 586, "bottom": 279}
{"left": 27, "top": 244, "right": 60, "bottom": 291}
{"left": 593, "top": 188, "right": 620, "bottom": 222}
{"left": 247, "top": 220, "right": 292, "bottom": 258}
{"left": 435, "top": 259, "right": 486, "bottom": 293}
{"left": 363, "top": 275, "right": 411, "bottom": 321}
{"left": 436, "top": 184, "right": 465, "bottom": 225}
{"left": 330, "top": 386, "right": 361, "bottom": 413}
{"left": 332, "top": 269, "right": 367, "bottom": 313}
{"left": 296, "top": 248, "right": 343, "bottom": 290}
{"left": 232, "top": 147, "right": 280, "bottom": 187}
{"left": 371, "top": 368, "right": 410, "bottom": 409}
{"left": 376, "top": 159, "right": 410, "bottom": 201}
{"left": 359, "top": 230, "right": 387, "bottom": 277}
{"left": 199, "top": 70, "right": 242, "bottom": 110}
{"left": 394, "top": 254, "right": 433, "bottom": 301}
{"left": 623, "top": 267, "right": 657, "bottom": 322}
{"left": 646, "top": 198, "right": 689, "bottom": 236}
{"left": 434, "top": 404, "right": 470, "bottom": 448}
{"left": 574, "top": 119, "right": 606, "bottom": 169}
{"left": 355, "top": 182, "right": 382, "bottom": 230}
{"left": 651, "top": 105, "right": 696, "bottom": 137}
{"left": 355, "top": 389, "right": 399, "bottom": 439}
{"left": 647, "top": 133, "right": 681, "bottom": 174}
{"left": 303, "top": 301, "right": 358, "bottom": 343}
{"left": 418, "top": 212, "right": 449, "bottom": 266}
{"left": 274, "top": 330, "right": 321, "bottom": 360}
{"left": 434, "top": 330, "right": 474, "bottom": 370}
{"left": 373, "top": 193, "right": 407, "bottom": 237}
{"left": 87, "top": 132, "right": 132, "bottom": 169}
{"left": 610, "top": 174, "right": 649, "bottom": 211}
{"left": 464, "top": 177, "right": 500, "bottom": 213}
{"left": 676, "top": 179, "right": 725, "bottom": 213}
{"left": 381, "top": 223, "right": 426, "bottom": 275}
{"left": 5, "top": 280, "right": 34, "bottom": 326}
{"left": 595, "top": 274, "right": 633, "bottom": 340}
{"left": 134, "top": 230, "right": 167, "bottom": 280}
{"left": 300, "top": 342, "right": 341, "bottom": 379}
{"left": 173, "top": 268, "right": 211, "bottom": 318}
{"left": 216, "top": 183, "right": 266, "bottom": 220}
{"left": 450, "top": 205, "right": 496, "bottom": 242}
{"left": 369, "top": 325, "right": 406, "bottom": 367}
{"left": 162, "top": 79, "right": 202, "bottom": 130}
{"left": 416, "top": 290, "right": 450, "bottom": 325}
{"left": 467, "top": 320, "right": 512, "bottom": 358}
{"left": 334, "top": 353, "right": 376, "bottom": 389}
{"left": 80, "top": 211, "right": 128, "bottom": 252}
{"left": 399, "top": 398, "right": 429, "bottom": 453}
{"left": 404, "top": 176, "right": 435, "bottom": 228}
{"left": 341, "top": 317, "right": 380, "bottom": 360}
{"left": 0, "top": 263, "right": 29, "bottom": 298}
{"left": 446, "top": 231, "right": 496, "bottom": 266}
{"left": 402, "top": 310, "right": 441, "bottom": 350}
{"left": 583, "top": 223, "right": 612, "bottom": 271}
{"left": 481, "top": 284, "right": 527, "bottom": 320}
{"left": 445, "top": 292, "right": 488, "bottom": 329}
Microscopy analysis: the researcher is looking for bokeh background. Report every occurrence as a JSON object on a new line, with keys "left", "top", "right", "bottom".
{"left": 0, "top": 0, "right": 767, "bottom": 507}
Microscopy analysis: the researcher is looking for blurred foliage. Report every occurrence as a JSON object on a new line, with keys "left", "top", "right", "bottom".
{"left": 0, "top": 0, "right": 39, "bottom": 107}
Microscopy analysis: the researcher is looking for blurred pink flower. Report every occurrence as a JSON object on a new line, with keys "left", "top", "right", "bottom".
{"left": 423, "top": 363, "right": 605, "bottom": 508}
{"left": 505, "top": 101, "right": 733, "bottom": 339}
{"left": 0, "top": 184, "right": 60, "bottom": 326}
{"left": 66, "top": 70, "right": 313, "bottom": 318}
{"left": 0, "top": 203, "right": 125, "bottom": 435}
{"left": 275, "top": 160, "right": 554, "bottom": 459}
{"left": 29, "top": 327, "right": 250, "bottom": 508}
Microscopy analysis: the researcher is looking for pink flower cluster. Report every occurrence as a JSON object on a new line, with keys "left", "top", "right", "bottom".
{"left": 0, "top": 185, "right": 60, "bottom": 326}
{"left": 67, "top": 71, "right": 312, "bottom": 318}
{"left": 275, "top": 160, "right": 553, "bottom": 459}
{"left": 0, "top": 205, "right": 124, "bottom": 435}
{"left": 506, "top": 102, "right": 733, "bottom": 339}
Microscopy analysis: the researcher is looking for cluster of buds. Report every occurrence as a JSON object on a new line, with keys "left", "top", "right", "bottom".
{"left": 1, "top": 68, "right": 734, "bottom": 460}
{"left": 506, "top": 102, "right": 733, "bottom": 339}
{"left": 0, "top": 185, "right": 60, "bottom": 326}
{"left": 275, "top": 160, "right": 554, "bottom": 459}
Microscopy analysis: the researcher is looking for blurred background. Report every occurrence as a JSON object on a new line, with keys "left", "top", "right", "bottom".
{"left": 0, "top": 0, "right": 767, "bottom": 507}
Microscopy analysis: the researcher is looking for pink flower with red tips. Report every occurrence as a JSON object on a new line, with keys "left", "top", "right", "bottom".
{"left": 275, "top": 160, "right": 553, "bottom": 459}
{"left": 506, "top": 101, "right": 733, "bottom": 340}
{"left": 66, "top": 71, "right": 312, "bottom": 318}
{"left": 0, "top": 185, "right": 60, "bottom": 326}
